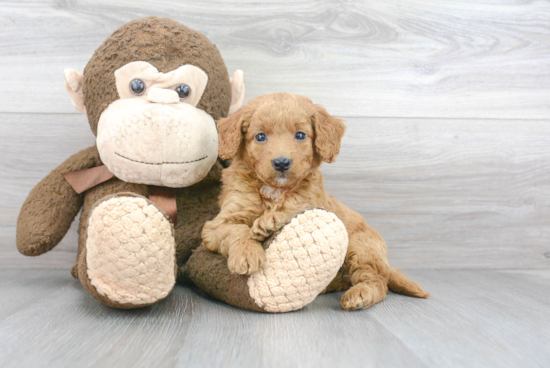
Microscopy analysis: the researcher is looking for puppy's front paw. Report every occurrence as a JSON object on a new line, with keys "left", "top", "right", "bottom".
{"left": 251, "top": 217, "right": 272, "bottom": 241}
{"left": 251, "top": 212, "right": 287, "bottom": 241}
{"left": 227, "top": 240, "right": 266, "bottom": 275}
{"left": 341, "top": 284, "right": 381, "bottom": 311}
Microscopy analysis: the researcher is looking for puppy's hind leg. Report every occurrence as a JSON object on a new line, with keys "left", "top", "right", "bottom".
{"left": 340, "top": 232, "right": 391, "bottom": 311}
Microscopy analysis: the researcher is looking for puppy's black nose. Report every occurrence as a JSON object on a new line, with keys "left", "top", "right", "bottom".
{"left": 272, "top": 157, "right": 292, "bottom": 172}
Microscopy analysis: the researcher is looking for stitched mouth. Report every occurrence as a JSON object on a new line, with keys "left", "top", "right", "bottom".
{"left": 115, "top": 152, "right": 208, "bottom": 165}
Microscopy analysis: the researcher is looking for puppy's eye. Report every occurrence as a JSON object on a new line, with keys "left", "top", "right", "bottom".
{"left": 130, "top": 79, "right": 146, "bottom": 96}
{"left": 175, "top": 84, "right": 191, "bottom": 99}
{"left": 255, "top": 133, "right": 267, "bottom": 142}
{"left": 295, "top": 132, "right": 307, "bottom": 140}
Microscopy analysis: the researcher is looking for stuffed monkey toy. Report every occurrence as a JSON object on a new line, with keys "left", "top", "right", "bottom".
{"left": 17, "top": 17, "right": 348, "bottom": 312}
{"left": 17, "top": 17, "right": 244, "bottom": 308}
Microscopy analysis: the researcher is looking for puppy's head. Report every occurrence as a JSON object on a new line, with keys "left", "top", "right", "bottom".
{"left": 217, "top": 93, "right": 345, "bottom": 188}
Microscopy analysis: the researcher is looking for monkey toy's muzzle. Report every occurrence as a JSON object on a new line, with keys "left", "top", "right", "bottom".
{"left": 96, "top": 97, "right": 219, "bottom": 188}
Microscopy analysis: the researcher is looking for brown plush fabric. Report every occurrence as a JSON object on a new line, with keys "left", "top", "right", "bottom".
{"left": 16, "top": 146, "right": 102, "bottom": 256}
{"left": 182, "top": 245, "right": 265, "bottom": 312}
{"left": 174, "top": 163, "right": 223, "bottom": 268}
{"left": 83, "top": 16, "right": 231, "bottom": 135}
{"left": 17, "top": 17, "right": 235, "bottom": 309}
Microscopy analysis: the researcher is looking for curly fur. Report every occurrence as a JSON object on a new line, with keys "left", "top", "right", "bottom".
{"left": 202, "top": 93, "right": 428, "bottom": 310}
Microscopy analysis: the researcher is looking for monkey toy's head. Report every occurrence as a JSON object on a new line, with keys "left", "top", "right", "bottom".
{"left": 63, "top": 17, "right": 245, "bottom": 187}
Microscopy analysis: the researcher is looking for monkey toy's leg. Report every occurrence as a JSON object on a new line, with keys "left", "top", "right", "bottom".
{"left": 76, "top": 190, "right": 177, "bottom": 309}
{"left": 182, "top": 209, "right": 349, "bottom": 313}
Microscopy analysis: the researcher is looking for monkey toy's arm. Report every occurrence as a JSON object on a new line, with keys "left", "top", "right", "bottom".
{"left": 16, "top": 145, "right": 102, "bottom": 256}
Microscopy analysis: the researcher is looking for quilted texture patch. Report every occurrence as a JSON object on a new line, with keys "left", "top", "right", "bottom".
{"left": 87, "top": 196, "right": 176, "bottom": 305}
{"left": 247, "top": 209, "right": 349, "bottom": 313}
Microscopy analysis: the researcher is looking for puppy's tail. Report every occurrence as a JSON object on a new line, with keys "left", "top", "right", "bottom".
{"left": 388, "top": 268, "right": 429, "bottom": 298}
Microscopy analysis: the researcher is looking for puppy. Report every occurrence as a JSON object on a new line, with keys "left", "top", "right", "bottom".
{"left": 202, "top": 93, "right": 428, "bottom": 310}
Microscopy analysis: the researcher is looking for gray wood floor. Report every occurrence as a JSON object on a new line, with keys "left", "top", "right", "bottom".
{"left": 1, "top": 1, "right": 549, "bottom": 367}
{"left": 0, "top": 268, "right": 549, "bottom": 368}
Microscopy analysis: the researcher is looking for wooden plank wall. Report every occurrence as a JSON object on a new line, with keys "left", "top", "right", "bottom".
{"left": 1, "top": 0, "right": 549, "bottom": 270}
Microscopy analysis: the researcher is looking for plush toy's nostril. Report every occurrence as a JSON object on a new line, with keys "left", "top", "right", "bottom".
{"left": 272, "top": 157, "right": 292, "bottom": 172}
{"left": 147, "top": 87, "right": 180, "bottom": 104}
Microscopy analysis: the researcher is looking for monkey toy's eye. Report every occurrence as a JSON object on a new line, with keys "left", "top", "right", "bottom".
{"left": 255, "top": 133, "right": 267, "bottom": 142}
{"left": 295, "top": 131, "right": 307, "bottom": 140}
{"left": 129, "top": 79, "right": 146, "bottom": 96}
{"left": 175, "top": 84, "right": 191, "bottom": 99}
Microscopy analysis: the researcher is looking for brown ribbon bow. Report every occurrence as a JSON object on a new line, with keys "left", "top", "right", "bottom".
{"left": 62, "top": 165, "right": 177, "bottom": 224}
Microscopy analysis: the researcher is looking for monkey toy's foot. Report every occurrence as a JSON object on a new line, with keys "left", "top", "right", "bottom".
{"left": 184, "top": 208, "right": 349, "bottom": 313}
{"left": 78, "top": 194, "right": 177, "bottom": 308}
{"left": 248, "top": 209, "right": 349, "bottom": 312}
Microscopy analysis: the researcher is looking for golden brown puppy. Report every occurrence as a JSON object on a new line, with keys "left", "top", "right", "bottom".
{"left": 202, "top": 93, "right": 428, "bottom": 310}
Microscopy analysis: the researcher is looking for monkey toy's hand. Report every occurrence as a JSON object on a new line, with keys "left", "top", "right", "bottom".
{"left": 251, "top": 211, "right": 288, "bottom": 242}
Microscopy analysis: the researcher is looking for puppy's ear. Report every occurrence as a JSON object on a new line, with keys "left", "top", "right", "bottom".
{"left": 312, "top": 105, "right": 346, "bottom": 163}
{"left": 217, "top": 106, "right": 249, "bottom": 160}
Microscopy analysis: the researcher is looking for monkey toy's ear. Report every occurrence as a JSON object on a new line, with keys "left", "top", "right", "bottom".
{"left": 228, "top": 70, "right": 245, "bottom": 115}
{"left": 63, "top": 68, "right": 86, "bottom": 114}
